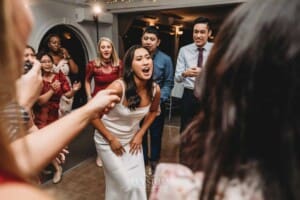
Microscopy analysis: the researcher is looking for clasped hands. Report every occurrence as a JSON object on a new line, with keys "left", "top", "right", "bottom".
{"left": 50, "top": 80, "right": 61, "bottom": 92}
{"left": 182, "top": 66, "right": 202, "bottom": 77}
{"left": 51, "top": 80, "right": 81, "bottom": 94}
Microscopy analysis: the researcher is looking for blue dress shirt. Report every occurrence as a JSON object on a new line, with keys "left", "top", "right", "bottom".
{"left": 152, "top": 49, "right": 174, "bottom": 103}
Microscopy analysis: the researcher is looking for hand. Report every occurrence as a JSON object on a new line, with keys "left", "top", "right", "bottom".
{"left": 16, "top": 60, "right": 42, "bottom": 110}
{"left": 129, "top": 134, "right": 143, "bottom": 155}
{"left": 55, "top": 148, "right": 69, "bottom": 164}
{"left": 109, "top": 137, "right": 125, "bottom": 156}
{"left": 72, "top": 81, "right": 81, "bottom": 92}
{"left": 85, "top": 89, "right": 120, "bottom": 119}
{"left": 51, "top": 80, "right": 61, "bottom": 92}
{"left": 60, "top": 48, "right": 70, "bottom": 59}
{"left": 87, "top": 95, "right": 92, "bottom": 102}
{"left": 185, "top": 67, "right": 201, "bottom": 77}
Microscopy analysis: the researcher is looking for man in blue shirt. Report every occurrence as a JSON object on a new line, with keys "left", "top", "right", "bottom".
{"left": 141, "top": 26, "right": 174, "bottom": 173}
{"left": 175, "top": 17, "right": 213, "bottom": 133}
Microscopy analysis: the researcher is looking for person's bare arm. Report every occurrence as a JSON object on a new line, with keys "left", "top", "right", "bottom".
{"left": 91, "top": 80, "right": 125, "bottom": 156}
{"left": 130, "top": 85, "right": 161, "bottom": 154}
{"left": 61, "top": 48, "right": 79, "bottom": 74}
{"left": 0, "top": 183, "right": 54, "bottom": 200}
{"left": 91, "top": 118, "right": 125, "bottom": 156}
{"left": 63, "top": 81, "right": 81, "bottom": 98}
{"left": 10, "top": 89, "right": 120, "bottom": 176}
{"left": 36, "top": 89, "right": 55, "bottom": 105}
{"left": 85, "top": 78, "right": 92, "bottom": 100}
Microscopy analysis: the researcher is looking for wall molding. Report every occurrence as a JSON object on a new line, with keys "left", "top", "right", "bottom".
{"left": 29, "top": 17, "right": 97, "bottom": 60}
{"left": 106, "top": 0, "right": 247, "bottom": 13}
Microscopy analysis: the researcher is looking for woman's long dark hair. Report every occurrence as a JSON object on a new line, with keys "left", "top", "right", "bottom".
{"left": 182, "top": 0, "right": 300, "bottom": 199}
{"left": 123, "top": 45, "right": 154, "bottom": 110}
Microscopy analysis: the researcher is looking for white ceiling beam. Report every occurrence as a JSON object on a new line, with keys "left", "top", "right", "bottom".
{"left": 105, "top": 0, "right": 247, "bottom": 13}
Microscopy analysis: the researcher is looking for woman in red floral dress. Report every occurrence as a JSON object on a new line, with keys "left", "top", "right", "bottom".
{"left": 34, "top": 52, "right": 80, "bottom": 183}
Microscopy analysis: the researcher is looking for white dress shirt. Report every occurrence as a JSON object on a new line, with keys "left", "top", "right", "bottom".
{"left": 175, "top": 42, "right": 213, "bottom": 89}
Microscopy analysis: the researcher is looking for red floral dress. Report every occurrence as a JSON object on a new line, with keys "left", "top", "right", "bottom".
{"left": 85, "top": 60, "right": 123, "bottom": 97}
{"left": 34, "top": 71, "right": 71, "bottom": 129}
{"left": 0, "top": 170, "right": 20, "bottom": 184}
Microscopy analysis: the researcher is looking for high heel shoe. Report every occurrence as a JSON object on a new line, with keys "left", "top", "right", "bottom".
{"left": 52, "top": 165, "right": 63, "bottom": 184}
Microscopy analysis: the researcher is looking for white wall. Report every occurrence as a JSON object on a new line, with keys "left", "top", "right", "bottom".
{"left": 28, "top": 0, "right": 246, "bottom": 58}
{"left": 28, "top": 0, "right": 114, "bottom": 60}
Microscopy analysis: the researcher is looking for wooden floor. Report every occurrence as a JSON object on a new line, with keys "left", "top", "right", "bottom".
{"left": 42, "top": 122, "right": 180, "bottom": 200}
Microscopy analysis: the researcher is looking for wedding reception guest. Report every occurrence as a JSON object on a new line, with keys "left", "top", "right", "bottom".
{"left": 34, "top": 52, "right": 80, "bottom": 183}
{"left": 85, "top": 37, "right": 123, "bottom": 167}
{"left": 23, "top": 45, "right": 36, "bottom": 74}
{"left": 141, "top": 26, "right": 173, "bottom": 173}
{"left": 174, "top": 17, "right": 213, "bottom": 133}
{"left": 43, "top": 34, "right": 81, "bottom": 117}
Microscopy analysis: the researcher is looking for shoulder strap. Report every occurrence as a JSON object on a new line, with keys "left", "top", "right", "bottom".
{"left": 152, "top": 83, "right": 157, "bottom": 99}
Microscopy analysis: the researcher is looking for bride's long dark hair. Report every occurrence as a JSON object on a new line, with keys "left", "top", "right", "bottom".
{"left": 122, "top": 45, "right": 154, "bottom": 110}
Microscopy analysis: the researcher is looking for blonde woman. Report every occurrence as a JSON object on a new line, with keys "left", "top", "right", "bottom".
{"left": 0, "top": 0, "right": 119, "bottom": 198}
{"left": 85, "top": 37, "right": 123, "bottom": 167}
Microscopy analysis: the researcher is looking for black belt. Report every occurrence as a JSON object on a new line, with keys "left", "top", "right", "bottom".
{"left": 184, "top": 88, "right": 194, "bottom": 92}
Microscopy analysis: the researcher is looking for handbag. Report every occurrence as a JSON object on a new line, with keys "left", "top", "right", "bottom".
{"left": 59, "top": 95, "right": 73, "bottom": 117}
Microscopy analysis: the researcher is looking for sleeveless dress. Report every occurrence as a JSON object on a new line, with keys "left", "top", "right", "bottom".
{"left": 0, "top": 170, "right": 20, "bottom": 184}
{"left": 94, "top": 80, "right": 155, "bottom": 200}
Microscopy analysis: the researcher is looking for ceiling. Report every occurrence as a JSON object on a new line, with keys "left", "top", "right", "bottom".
{"left": 31, "top": 0, "right": 240, "bottom": 27}
{"left": 118, "top": 3, "right": 240, "bottom": 34}
{"left": 30, "top": 0, "right": 240, "bottom": 35}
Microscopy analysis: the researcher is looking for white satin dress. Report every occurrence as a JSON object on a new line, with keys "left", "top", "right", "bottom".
{"left": 94, "top": 80, "right": 155, "bottom": 200}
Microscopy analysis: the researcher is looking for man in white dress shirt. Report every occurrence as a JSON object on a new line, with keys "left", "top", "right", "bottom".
{"left": 175, "top": 16, "right": 213, "bottom": 133}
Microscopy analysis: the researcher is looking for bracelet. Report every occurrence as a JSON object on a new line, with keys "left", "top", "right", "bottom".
{"left": 66, "top": 55, "right": 72, "bottom": 60}
{"left": 20, "top": 106, "right": 30, "bottom": 123}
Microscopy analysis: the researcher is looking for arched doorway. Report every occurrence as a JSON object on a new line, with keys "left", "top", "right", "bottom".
{"left": 38, "top": 25, "right": 88, "bottom": 109}
{"left": 37, "top": 25, "right": 97, "bottom": 173}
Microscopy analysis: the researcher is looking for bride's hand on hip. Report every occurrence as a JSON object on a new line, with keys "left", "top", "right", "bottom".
{"left": 129, "top": 134, "right": 142, "bottom": 155}
{"left": 109, "top": 137, "right": 125, "bottom": 156}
